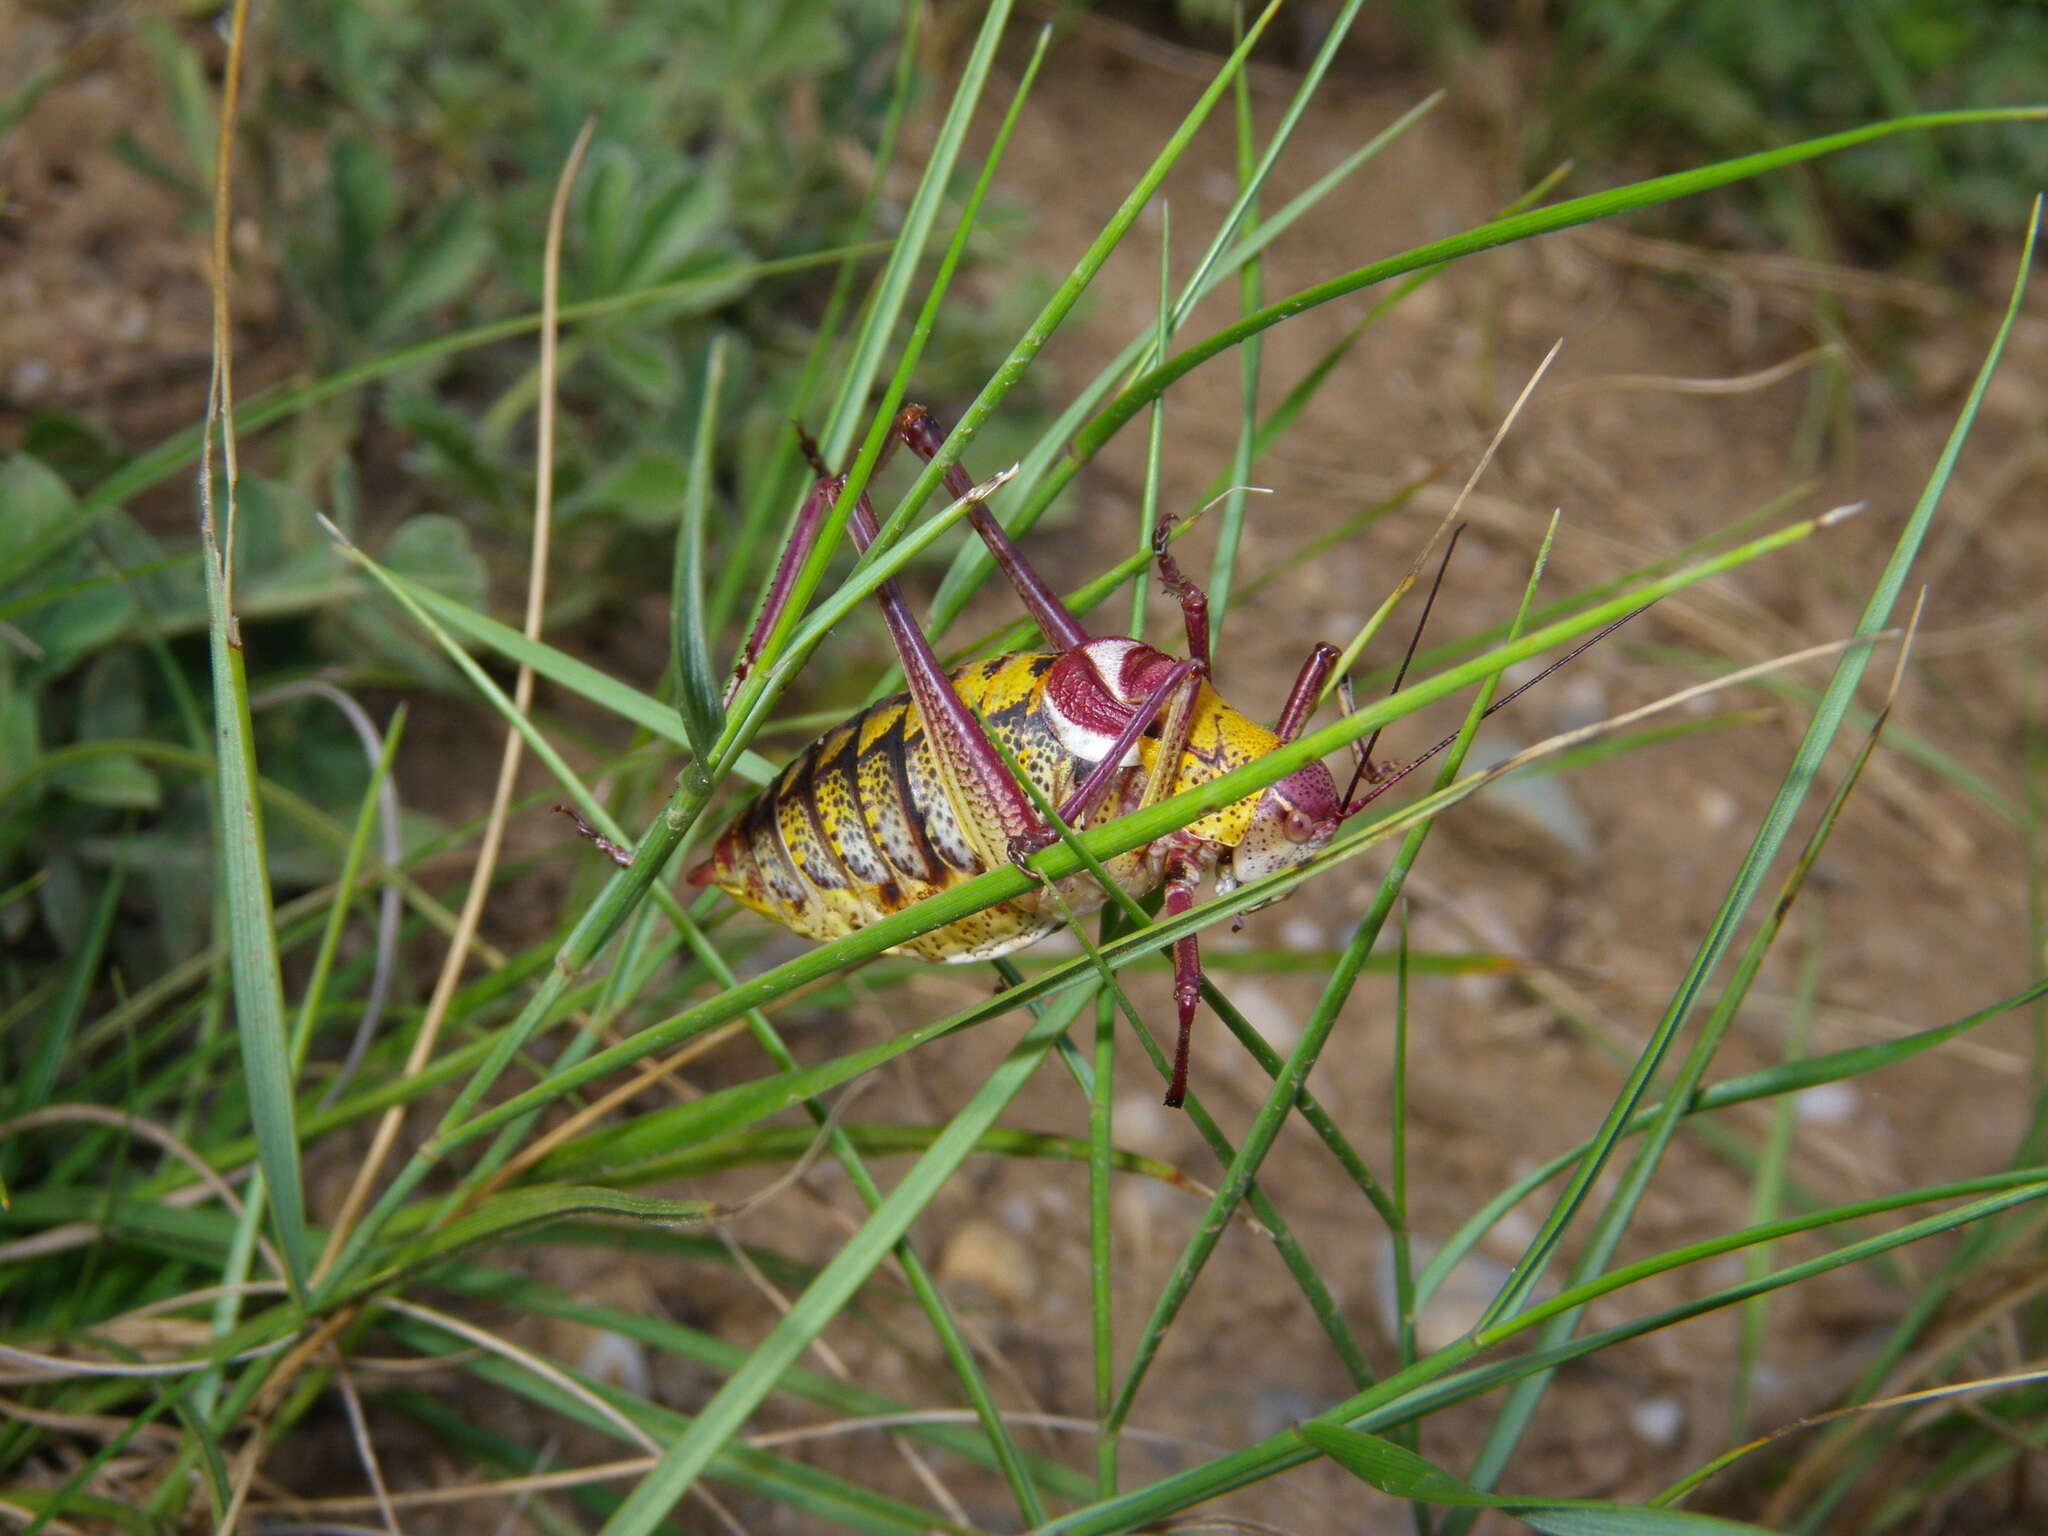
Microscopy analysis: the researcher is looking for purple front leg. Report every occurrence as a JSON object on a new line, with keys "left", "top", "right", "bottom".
{"left": 1275, "top": 642, "right": 1340, "bottom": 743}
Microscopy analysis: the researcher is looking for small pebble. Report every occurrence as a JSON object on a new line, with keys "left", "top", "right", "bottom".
{"left": 937, "top": 1218, "right": 1037, "bottom": 1309}
{"left": 1697, "top": 787, "right": 1740, "bottom": 832}
{"left": 1279, "top": 916, "right": 1324, "bottom": 952}
{"left": 10, "top": 358, "right": 53, "bottom": 399}
{"left": 578, "top": 1330, "right": 651, "bottom": 1397}
{"left": 1629, "top": 1394, "right": 1684, "bottom": 1447}
{"left": 1795, "top": 1082, "right": 1860, "bottom": 1127}
{"left": 1229, "top": 980, "right": 1302, "bottom": 1052}
{"left": 999, "top": 1193, "right": 1037, "bottom": 1235}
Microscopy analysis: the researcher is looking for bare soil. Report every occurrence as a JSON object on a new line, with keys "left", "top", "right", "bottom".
{"left": 8, "top": 14, "right": 2047, "bottom": 1534}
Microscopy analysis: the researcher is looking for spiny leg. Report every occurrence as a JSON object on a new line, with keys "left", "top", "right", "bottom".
{"left": 1149, "top": 512, "right": 1210, "bottom": 669}
{"left": 778, "top": 434, "right": 1052, "bottom": 868}
{"left": 553, "top": 804, "right": 633, "bottom": 868}
{"left": 722, "top": 417, "right": 968, "bottom": 706}
{"left": 1161, "top": 861, "right": 1202, "bottom": 1107}
{"left": 725, "top": 473, "right": 837, "bottom": 706}
{"left": 890, "top": 404, "right": 1089, "bottom": 651}
{"left": 1275, "top": 642, "right": 1340, "bottom": 743}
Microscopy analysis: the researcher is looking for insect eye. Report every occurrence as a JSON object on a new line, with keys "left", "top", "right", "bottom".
{"left": 1283, "top": 809, "right": 1318, "bottom": 843}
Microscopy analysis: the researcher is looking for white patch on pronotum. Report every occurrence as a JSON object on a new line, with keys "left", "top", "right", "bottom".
{"left": 1045, "top": 639, "right": 1143, "bottom": 765}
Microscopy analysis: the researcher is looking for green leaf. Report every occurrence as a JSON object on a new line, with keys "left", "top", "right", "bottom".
{"left": 383, "top": 514, "right": 488, "bottom": 610}
{"left": 0, "top": 453, "right": 82, "bottom": 587}
{"left": 136, "top": 15, "right": 216, "bottom": 198}
{"left": 10, "top": 857, "right": 124, "bottom": 1122}
{"left": 201, "top": 467, "right": 309, "bottom": 1297}
{"left": 22, "top": 573, "right": 136, "bottom": 681}
{"left": 370, "top": 195, "right": 493, "bottom": 338}
{"left": 20, "top": 409, "right": 124, "bottom": 487}
{"left": 1297, "top": 1424, "right": 1474, "bottom": 1499}
{"left": 330, "top": 133, "right": 398, "bottom": 322}
{"left": 0, "top": 659, "right": 38, "bottom": 798}
{"left": 386, "top": 395, "right": 514, "bottom": 511}
{"left": 578, "top": 147, "right": 636, "bottom": 294}
{"left": 571, "top": 448, "right": 692, "bottom": 527}
{"left": 1518, "top": 1515, "right": 1773, "bottom": 1535}
{"left": 594, "top": 331, "right": 682, "bottom": 408}
{"left": 77, "top": 649, "right": 146, "bottom": 740}
{"left": 51, "top": 753, "right": 161, "bottom": 810}
{"left": 619, "top": 176, "right": 728, "bottom": 290}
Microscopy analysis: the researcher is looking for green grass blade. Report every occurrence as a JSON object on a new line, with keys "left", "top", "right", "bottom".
{"left": 1442, "top": 202, "right": 2039, "bottom": 1522}
{"left": 671, "top": 337, "right": 727, "bottom": 761}
{"left": 1038, "top": 1174, "right": 2048, "bottom": 1534}
{"left": 919, "top": 74, "right": 1436, "bottom": 643}
{"left": 1207, "top": 43, "right": 1262, "bottom": 636}
{"left": 1001, "top": 108, "right": 2045, "bottom": 546}
{"left": 593, "top": 984, "right": 1095, "bottom": 1534}
{"left": 200, "top": 480, "right": 308, "bottom": 1299}
{"left": 372, "top": 1186, "right": 715, "bottom": 1284}
{"left": 1130, "top": 205, "right": 1171, "bottom": 641}
{"left": 1108, "top": 512, "right": 1560, "bottom": 1427}
{"left": 819, "top": 0, "right": 1014, "bottom": 465}
{"left": 296, "top": 703, "right": 406, "bottom": 1085}
{"left": 1089, "top": 979, "right": 1117, "bottom": 1497}
{"left": 1415, "top": 972, "right": 2048, "bottom": 1311}
{"left": 1734, "top": 922, "right": 1818, "bottom": 1435}
{"left": 377, "top": 1331, "right": 964, "bottom": 1536}
{"left": 857, "top": 1, "right": 1281, "bottom": 568}
{"left": 366, "top": 555, "right": 776, "bottom": 781}
{"left": 1107, "top": 906, "right": 1381, "bottom": 1429}
{"left": 707, "top": 5, "right": 922, "bottom": 639}
{"left": 1484, "top": 203, "right": 2037, "bottom": 1328}
{"left": 11, "top": 856, "right": 125, "bottom": 1120}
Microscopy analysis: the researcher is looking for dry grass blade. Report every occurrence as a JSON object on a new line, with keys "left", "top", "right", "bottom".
{"left": 1662, "top": 1360, "right": 2048, "bottom": 1508}
{"left": 374, "top": 1296, "right": 661, "bottom": 1455}
{"left": 248, "top": 1457, "right": 657, "bottom": 1516}
{"left": 330, "top": 1359, "right": 399, "bottom": 1536}
{"left": 0, "top": 1336, "right": 291, "bottom": 1384}
{"left": 471, "top": 1019, "right": 750, "bottom": 1200}
{"left": 1547, "top": 344, "right": 1841, "bottom": 400}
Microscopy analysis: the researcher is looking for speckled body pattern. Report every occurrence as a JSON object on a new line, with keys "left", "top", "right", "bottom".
{"left": 689, "top": 648, "right": 1288, "bottom": 962}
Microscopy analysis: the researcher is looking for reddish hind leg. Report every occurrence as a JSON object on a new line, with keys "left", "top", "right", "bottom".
{"left": 890, "top": 405, "right": 1089, "bottom": 652}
